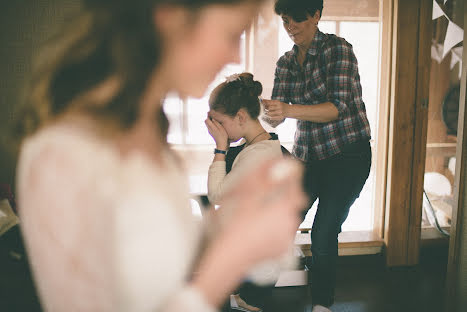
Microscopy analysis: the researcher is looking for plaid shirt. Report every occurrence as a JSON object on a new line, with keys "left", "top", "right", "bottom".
{"left": 272, "top": 29, "right": 371, "bottom": 161}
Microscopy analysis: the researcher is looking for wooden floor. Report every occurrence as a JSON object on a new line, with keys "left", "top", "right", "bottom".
{"left": 222, "top": 246, "right": 448, "bottom": 312}
{"left": 0, "top": 226, "right": 41, "bottom": 312}
{"left": 1, "top": 226, "right": 448, "bottom": 312}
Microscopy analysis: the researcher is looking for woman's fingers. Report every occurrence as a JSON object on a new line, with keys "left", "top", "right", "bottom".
{"left": 262, "top": 100, "right": 284, "bottom": 120}
{"left": 204, "top": 118, "right": 229, "bottom": 149}
{"left": 205, "top": 118, "right": 226, "bottom": 139}
{"left": 209, "top": 118, "right": 225, "bottom": 133}
{"left": 205, "top": 117, "right": 219, "bottom": 131}
{"left": 205, "top": 118, "right": 215, "bottom": 131}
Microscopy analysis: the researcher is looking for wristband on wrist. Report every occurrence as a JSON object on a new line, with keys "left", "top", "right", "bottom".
{"left": 214, "top": 148, "right": 227, "bottom": 155}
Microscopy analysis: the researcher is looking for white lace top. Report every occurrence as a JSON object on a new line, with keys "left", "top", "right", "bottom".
{"left": 17, "top": 122, "right": 216, "bottom": 312}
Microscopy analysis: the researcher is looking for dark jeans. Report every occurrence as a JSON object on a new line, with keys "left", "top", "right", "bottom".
{"left": 302, "top": 140, "right": 371, "bottom": 307}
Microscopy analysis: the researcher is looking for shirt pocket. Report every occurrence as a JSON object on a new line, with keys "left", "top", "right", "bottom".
{"left": 304, "top": 59, "right": 327, "bottom": 104}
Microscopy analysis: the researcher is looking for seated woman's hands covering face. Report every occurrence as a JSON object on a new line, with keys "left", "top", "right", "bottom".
{"left": 205, "top": 113, "right": 229, "bottom": 150}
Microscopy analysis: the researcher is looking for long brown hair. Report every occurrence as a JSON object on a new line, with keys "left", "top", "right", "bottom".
{"left": 15, "top": 0, "right": 263, "bottom": 142}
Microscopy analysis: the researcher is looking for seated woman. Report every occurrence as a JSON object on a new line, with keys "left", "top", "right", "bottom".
{"left": 205, "top": 73, "right": 285, "bottom": 204}
{"left": 205, "top": 72, "right": 290, "bottom": 312}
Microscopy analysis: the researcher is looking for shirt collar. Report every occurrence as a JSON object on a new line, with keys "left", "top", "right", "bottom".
{"left": 309, "top": 29, "right": 325, "bottom": 56}
{"left": 291, "top": 28, "right": 325, "bottom": 58}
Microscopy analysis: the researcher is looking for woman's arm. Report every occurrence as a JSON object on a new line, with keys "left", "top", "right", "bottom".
{"left": 208, "top": 143, "right": 279, "bottom": 205}
{"left": 207, "top": 160, "right": 227, "bottom": 204}
{"left": 262, "top": 99, "right": 339, "bottom": 123}
{"left": 263, "top": 39, "right": 360, "bottom": 124}
{"left": 205, "top": 116, "right": 232, "bottom": 203}
{"left": 262, "top": 65, "right": 288, "bottom": 128}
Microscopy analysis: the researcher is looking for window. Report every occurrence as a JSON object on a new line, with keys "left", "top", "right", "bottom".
{"left": 276, "top": 18, "right": 380, "bottom": 232}
{"left": 164, "top": 34, "right": 246, "bottom": 196}
{"left": 165, "top": 34, "right": 246, "bottom": 146}
{"left": 421, "top": 2, "right": 463, "bottom": 236}
{"left": 166, "top": 1, "right": 384, "bottom": 234}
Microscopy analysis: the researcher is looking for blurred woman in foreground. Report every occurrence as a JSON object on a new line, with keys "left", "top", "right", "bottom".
{"left": 15, "top": 0, "right": 305, "bottom": 311}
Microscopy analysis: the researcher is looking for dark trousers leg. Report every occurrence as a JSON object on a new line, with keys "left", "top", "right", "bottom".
{"left": 303, "top": 141, "right": 371, "bottom": 307}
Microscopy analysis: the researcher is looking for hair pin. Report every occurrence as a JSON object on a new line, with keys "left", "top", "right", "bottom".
{"left": 225, "top": 73, "right": 241, "bottom": 83}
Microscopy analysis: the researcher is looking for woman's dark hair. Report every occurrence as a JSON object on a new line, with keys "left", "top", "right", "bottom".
{"left": 209, "top": 72, "right": 263, "bottom": 119}
{"left": 274, "top": 0, "right": 323, "bottom": 22}
{"left": 16, "top": 0, "right": 262, "bottom": 141}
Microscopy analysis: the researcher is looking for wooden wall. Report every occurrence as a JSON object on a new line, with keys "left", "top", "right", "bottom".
{"left": 0, "top": 0, "right": 81, "bottom": 189}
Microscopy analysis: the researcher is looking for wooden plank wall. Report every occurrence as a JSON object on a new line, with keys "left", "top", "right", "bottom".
{"left": 407, "top": 0, "right": 432, "bottom": 265}
{"left": 0, "top": 0, "right": 81, "bottom": 188}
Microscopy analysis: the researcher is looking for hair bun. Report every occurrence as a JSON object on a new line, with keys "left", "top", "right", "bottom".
{"left": 211, "top": 72, "right": 262, "bottom": 119}
{"left": 239, "top": 72, "right": 262, "bottom": 97}
{"left": 251, "top": 80, "right": 262, "bottom": 97}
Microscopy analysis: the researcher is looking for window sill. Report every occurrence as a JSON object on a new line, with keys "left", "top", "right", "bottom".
{"left": 420, "top": 226, "right": 450, "bottom": 247}
{"left": 295, "top": 230, "right": 384, "bottom": 256}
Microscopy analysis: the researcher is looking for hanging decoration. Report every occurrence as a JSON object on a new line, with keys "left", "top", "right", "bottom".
{"left": 442, "top": 20, "right": 464, "bottom": 59}
{"left": 450, "top": 47, "right": 463, "bottom": 79}
{"left": 432, "top": 1, "right": 444, "bottom": 20}
{"left": 432, "top": 41, "right": 444, "bottom": 63}
{"left": 431, "top": 0, "right": 463, "bottom": 79}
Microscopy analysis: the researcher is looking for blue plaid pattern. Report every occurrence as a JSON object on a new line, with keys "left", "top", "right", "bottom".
{"left": 272, "top": 30, "right": 371, "bottom": 161}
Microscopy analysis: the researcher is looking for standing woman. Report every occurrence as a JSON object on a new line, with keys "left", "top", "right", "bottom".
{"left": 263, "top": 0, "right": 372, "bottom": 311}
{"left": 15, "top": 1, "right": 306, "bottom": 311}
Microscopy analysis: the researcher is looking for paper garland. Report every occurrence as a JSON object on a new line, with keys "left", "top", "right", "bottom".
{"left": 431, "top": 0, "right": 463, "bottom": 73}
{"left": 432, "top": 1, "right": 444, "bottom": 20}
{"left": 432, "top": 42, "right": 444, "bottom": 63}
{"left": 443, "top": 21, "right": 464, "bottom": 59}
{"left": 449, "top": 46, "right": 463, "bottom": 79}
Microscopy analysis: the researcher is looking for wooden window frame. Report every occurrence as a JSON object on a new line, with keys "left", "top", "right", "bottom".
{"left": 242, "top": 0, "right": 389, "bottom": 256}
{"left": 185, "top": 0, "right": 450, "bottom": 264}
{"left": 445, "top": 4, "right": 467, "bottom": 309}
